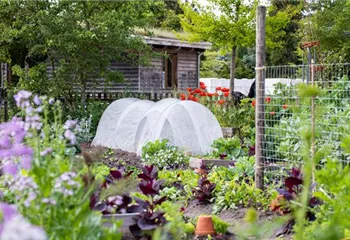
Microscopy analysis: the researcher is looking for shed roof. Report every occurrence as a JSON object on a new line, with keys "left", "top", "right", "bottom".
{"left": 144, "top": 36, "right": 212, "bottom": 50}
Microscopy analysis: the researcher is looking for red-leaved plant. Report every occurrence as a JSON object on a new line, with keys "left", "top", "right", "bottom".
{"left": 128, "top": 165, "right": 167, "bottom": 239}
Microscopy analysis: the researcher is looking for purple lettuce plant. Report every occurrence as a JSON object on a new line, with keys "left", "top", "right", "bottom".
{"left": 192, "top": 176, "right": 216, "bottom": 204}
{"left": 90, "top": 167, "right": 134, "bottom": 214}
{"left": 128, "top": 165, "right": 167, "bottom": 239}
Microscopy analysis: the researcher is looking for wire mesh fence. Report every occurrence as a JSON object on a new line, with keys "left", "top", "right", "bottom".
{"left": 257, "top": 63, "right": 350, "bottom": 185}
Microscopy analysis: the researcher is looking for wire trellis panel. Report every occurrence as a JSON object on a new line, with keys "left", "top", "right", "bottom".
{"left": 258, "top": 63, "right": 350, "bottom": 184}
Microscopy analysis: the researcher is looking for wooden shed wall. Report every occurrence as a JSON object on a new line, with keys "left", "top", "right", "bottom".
{"left": 177, "top": 51, "right": 198, "bottom": 91}
{"left": 139, "top": 50, "right": 199, "bottom": 93}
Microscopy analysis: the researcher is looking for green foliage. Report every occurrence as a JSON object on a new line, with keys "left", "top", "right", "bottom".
{"left": 211, "top": 137, "right": 245, "bottom": 160}
{"left": 158, "top": 169, "right": 199, "bottom": 201}
{"left": 141, "top": 139, "right": 189, "bottom": 169}
{"left": 65, "top": 100, "right": 108, "bottom": 138}
{"left": 211, "top": 215, "right": 230, "bottom": 234}
{"left": 308, "top": 0, "right": 350, "bottom": 62}
{"left": 0, "top": 1, "right": 159, "bottom": 103}
{"left": 153, "top": 201, "right": 194, "bottom": 240}
{"left": 207, "top": 166, "right": 277, "bottom": 214}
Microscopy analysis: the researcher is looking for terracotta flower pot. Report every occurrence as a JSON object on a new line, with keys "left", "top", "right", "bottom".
{"left": 195, "top": 216, "right": 216, "bottom": 236}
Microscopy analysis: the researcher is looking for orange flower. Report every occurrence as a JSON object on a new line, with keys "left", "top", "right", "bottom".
{"left": 224, "top": 92, "right": 229, "bottom": 97}
{"left": 265, "top": 96, "right": 271, "bottom": 103}
{"left": 216, "top": 87, "right": 221, "bottom": 91}
{"left": 179, "top": 93, "right": 186, "bottom": 98}
{"left": 187, "top": 87, "right": 192, "bottom": 92}
{"left": 218, "top": 99, "right": 225, "bottom": 105}
{"left": 180, "top": 96, "right": 186, "bottom": 100}
{"left": 200, "top": 85, "right": 206, "bottom": 89}
{"left": 282, "top": 104, "right": 288, "bottom": 109}
{"left": 199, "top": 92, "right": 206, "bottom": 96}
{"left": 252, "top": 99, "right": 256, "bottom": 107}
{"left": 270, "top": 111, "right": 275, "bottom": 116}
{"left": 193, "top": 97, "right": 199, "bottom": 102}
{"left": 213, "top": 92, "right": 219, "bottom": 97}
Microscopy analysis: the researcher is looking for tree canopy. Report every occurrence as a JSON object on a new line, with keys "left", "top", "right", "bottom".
{"left": 0, "top": 0, "right": 162, "bottom": 105}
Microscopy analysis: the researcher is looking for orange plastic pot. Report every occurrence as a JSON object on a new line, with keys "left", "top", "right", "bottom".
{"left": 195, "top": 216, "right": 216, "bottom": 236}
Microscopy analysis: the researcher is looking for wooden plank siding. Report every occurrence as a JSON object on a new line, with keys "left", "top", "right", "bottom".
{"left": 139, "top": 57, "right": 163, "bottom": 92}
{"left": 177, "top": 51, "right": 198, "bottom": 91}
{"left": 46, "top": 49, "right": 202, "bottom": 97}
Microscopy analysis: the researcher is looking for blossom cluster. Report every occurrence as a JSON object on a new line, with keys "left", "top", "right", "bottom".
{"left": 0, "top": 203, "right": 47, "bottom": 240}
{"left": 54, "top": 172, "right": 81, "bottom": 197}
{"left": 179, "top": 82, "right": 230, "bottom": 105}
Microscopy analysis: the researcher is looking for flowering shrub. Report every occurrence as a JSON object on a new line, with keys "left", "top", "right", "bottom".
{"left": 141, "top": 139, "right": 189, "bottom": 169}
{"left": 0, "top": 91, "right": 121, "bottom": 239}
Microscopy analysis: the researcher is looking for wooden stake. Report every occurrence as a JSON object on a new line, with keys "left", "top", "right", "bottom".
{"left": 255, "top": 6, "right": 266, "bottom": 190}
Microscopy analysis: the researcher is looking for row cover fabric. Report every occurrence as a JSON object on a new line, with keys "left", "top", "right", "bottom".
{"left": 92, "top": 98, "right": 223, "bottom": 155}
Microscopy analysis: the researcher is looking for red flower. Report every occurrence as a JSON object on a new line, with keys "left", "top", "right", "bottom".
{"left": 252, "top": 99, "right": 256, "bottom": 107}
{"left": 224, "top": 92, "right": 229, "bottom": 97}
{"left": 187, "top": 87, "right": 192, "bottom": 92}
{"left": 188, "top": 95, "right": 194, "bottom": 100}
{"left": 282, "top": 104, "right": 288, "bottom": 109}
{"left": 213, "top": 92, "right": 219, "bottom": 97}
{"left": 216, "top": 87, "right": 221, "bottom": 91}
{"left": 179, "top": 93, "right": 186, "bottom": 98}
{"left": 270, "top": 111, "right": 275, "bottom": 116}
{"left": 200, "top": 81, "right": 205, "bottom": 86}
{"left": 200, "top": 85, "right": 206, "bottom": 89}
{"left": 207, "top": 93, "right": 214, "bottom": 97}
{"left": 195, "top": 88, "right": 202, "bottom": 93}
{"left": 222, "top": 88, "right": 230, "bottom": 92}
{"left": 193, "top": 98, "right": 199, "bottom": 102}
{"left": 199, "top": 92, "right": 206, "bottom": 96}
{"left": 218, "top": 99, "right": 225, "bottom": 105}
{"left": 180, "top": 96, "right": 186, "bottom": 100}
{"left": 265, "top": 96, "right": 271, "bottom": 103}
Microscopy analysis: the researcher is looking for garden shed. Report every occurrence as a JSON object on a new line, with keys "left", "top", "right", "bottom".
{"left": 82, "top": 36, "right": 212, "bottom": 96}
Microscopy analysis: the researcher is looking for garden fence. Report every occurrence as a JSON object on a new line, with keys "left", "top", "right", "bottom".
{"left": 256, "top": 63, "right": 350, "bottom": 186}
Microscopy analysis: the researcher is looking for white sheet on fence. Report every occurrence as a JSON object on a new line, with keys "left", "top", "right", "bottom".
{"left": 200, "top": 78, "right": 303, "bottom": 95}
{"left": 92, "top": 98, "right": 139, "bottom": 148}
{"left": 92, "top": 98, "right": 223, "bottom": 155}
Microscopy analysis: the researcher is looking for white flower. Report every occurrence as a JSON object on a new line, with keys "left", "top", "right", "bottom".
{"left": 1, "top": 215, "right": 47, "bottom": 240}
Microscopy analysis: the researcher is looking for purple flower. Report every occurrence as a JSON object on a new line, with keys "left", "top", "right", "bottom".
{"left": 0, "top": 203, "right": 17, "bottom": 222}
{"left": 21, "top": 155, "right": 32, "bottom": 170}
{"left": 14, "top": 91, "right": 32, "bottom": 108}
{"left": 48, "top": 98, "right": 54, "bottom": 105}
{"left": 64, "top": 120, "right": 78, "bottom": 130}
{"left": 3, "top": 162, "right": 18, "bottom": 176}
{"left": 64, "top": 130, "right": 76, "bottom": 145}
{"left": 33, "top": 95, "right": 42, "bottom": 106}
{"left": 40, "top": 148, "right": 52, "bottom": 157}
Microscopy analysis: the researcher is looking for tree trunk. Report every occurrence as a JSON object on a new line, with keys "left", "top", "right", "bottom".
{"left": 230, "top": 46, "right": 237, "bottom": 96}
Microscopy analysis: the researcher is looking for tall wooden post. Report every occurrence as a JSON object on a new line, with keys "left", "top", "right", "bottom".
{"left": 255, "top": 6, "right": 266, "bottom": 190}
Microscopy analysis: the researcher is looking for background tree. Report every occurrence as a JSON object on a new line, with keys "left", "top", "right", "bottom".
{"left": 305, "top": 0, "right": 350, "bottom": 63}
{"left": 266, "top": 0, "right": 304, "bottom": 66}
{"left": 180, "top": 0, "right": 256, "bottom": 94}
{"left": 0, "top": 0, "right": 160, "bottom": 108}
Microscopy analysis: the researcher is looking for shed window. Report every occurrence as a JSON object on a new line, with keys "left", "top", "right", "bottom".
{"left": 162, "top": 54, "right": 178, "bottom": 89}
